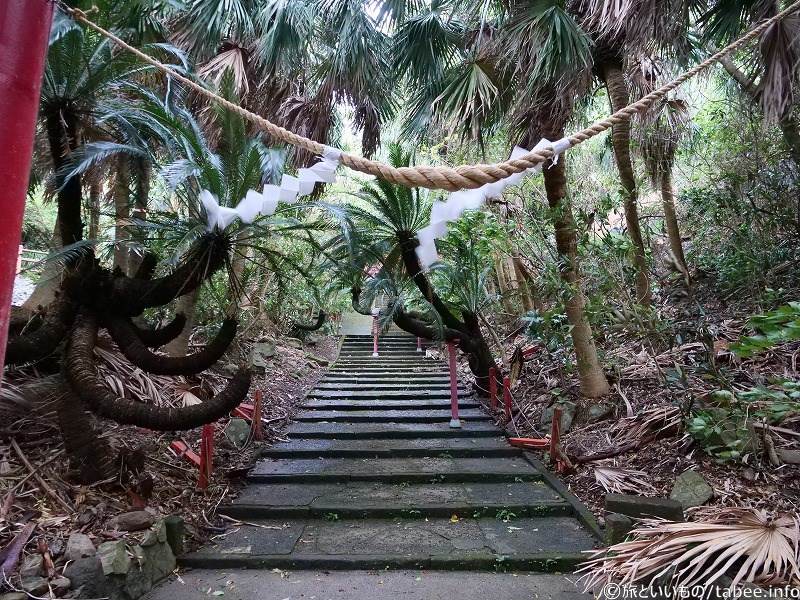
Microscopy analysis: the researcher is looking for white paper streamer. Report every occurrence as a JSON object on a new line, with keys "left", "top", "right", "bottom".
{"left": 201, "top": 146, "right": 341, "bottom": 231}
{"left": 415, "top": 137, "right": 573, "bottom": 268}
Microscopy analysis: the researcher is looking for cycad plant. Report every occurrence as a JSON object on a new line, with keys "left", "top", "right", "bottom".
{"left": 338, "top": 144, "right": 501, "bottom": 392}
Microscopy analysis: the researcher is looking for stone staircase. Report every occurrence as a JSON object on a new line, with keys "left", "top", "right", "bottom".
{"left": 181, "top": 334, "right": 600, "bottom": 571}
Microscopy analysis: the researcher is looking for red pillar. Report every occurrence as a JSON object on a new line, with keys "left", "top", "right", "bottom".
{"left": 0, "top": 0, "right": 55, "bottom": 378}
{"left": 447, "top": 342, "right": 461, "bottom": 428}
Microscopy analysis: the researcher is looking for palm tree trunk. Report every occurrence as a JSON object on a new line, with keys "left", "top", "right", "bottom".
{"left": 88, "top": 180, "right": 101, "bottom": 239}
{"left": 493, "top": 252, "right": 515, "bottom": 313}
{"left": 511, "top": 254, "right": 541, "bottom": 313}
{"left": 46, "top": 113, "right": 83, "bottom": 246}
{"left": 127, "top": 160, "right": 150, "bottom": 277}
{"left": 599, "top": 60, "right": 651, "bottom": 306}
{"left": 542, "top": 153, "right": 609, "bottom": 399}
{"left": 660, "top": 170, "right": 689, "bottom": 276}
{"left": 165, "top": 287, "right": 201, "bottom": 357}
{"left": 113, "top": 156, "right": 131, "bottom": 273}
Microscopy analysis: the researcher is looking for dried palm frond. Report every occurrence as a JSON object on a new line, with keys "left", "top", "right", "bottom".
{"left": 593, "top": 465, "right": 655, "bottom": 493}
{"left": 613, "top": 406, "right": 683, "bottom": 443}
{"left": 579, "top": 507, "right": 800, "bottom": 590}
{"left": 199, "top": 44, "right": 251, "bottom": 97}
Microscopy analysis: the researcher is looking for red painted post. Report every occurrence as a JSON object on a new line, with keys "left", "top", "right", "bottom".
{"left": 371, "top": 308, "right": 379, "bottom": 357}
{"left": 252, "top": 390, "right": 263, "bottom": 441}
{"left": 417, "top": 337, "right": 422, "bottom": 352}
{"left": 0, "top": 0, "right": 55, "bottom": 382}
{"left": 503, "top": 377, "right": 512, "bottom": 423}
{"left": 550, "top": 406, "right": 562, "bottom": 465}
{"left": 489, "top": 367, "right": 497, "bottom": 407}
{"left": 447, "top": 342, "right": 461, "bottom": 428}
{"left": 198, "top": 424, "right": 214, "bottom": 489}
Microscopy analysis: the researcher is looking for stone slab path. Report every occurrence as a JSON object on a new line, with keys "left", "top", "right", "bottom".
{"left": 176, "top": 333, "right": 600, "bottom": 574}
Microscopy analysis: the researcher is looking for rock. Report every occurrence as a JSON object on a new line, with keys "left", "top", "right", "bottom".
{"left": 224, "top": 418, "right": 251, "bottom": 448}
{"left": 285, "top": 337, "right": 303, "bottom": 349}
{"left": 97, "top": 541, "right": 131, "bottom": 576}
{"left": 605, "top": 493, "right": 684, "bottom": 521}
{"left": 140, "top": 529, "right": 159, "bottom": 547}
{"left": 143, "top": 541, "right": 176, "bottom": 580}
{"left": 123, "top": 564, "right": 152, "bottom": 599}
{"left": 0, "top": 593, "right": 28, "bottom": 600}
{"left": 50, "top": 576, "right": 71, "bottom": 595}
{"left": 48, "top": 537, "right": 65, "bottom": 558}
{"left": 64, "top": 556, "right": 107, "bottom": 599}
{"left": 65, "top": 532, "right": 96, "bottom": 561}
{"left": 108, "top": 510, "right": 154, "bottom": 532}
{"left": 587, "top": 402, "right": 615, "bottom": 423}
{"left": 777, "top": 448, "right": 800, "bottom": 464}
{"left": 540, "top": 401, "right": 576, "bottom": 433}
{"left": 18, "top": 554, "right": 43, "bottom": 578}
{"left": 305, "top": 353, "right": 330, "bottom": 366}
{"left": 154, "top": 517, "right": 167, "bottom": 543}
{"left": 20, "top": 576, "right": 49, "bottom": 596}
{"left": 605, "top": 512, "right": 634, "bottom": 546}
{"left": 670, "top": 469, "right": 714, "bottom": 509}
{"left": 249, "top": 341, "right": 277, "bottom": 373}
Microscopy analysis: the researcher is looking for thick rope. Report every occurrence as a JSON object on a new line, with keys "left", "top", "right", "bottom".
{"left": 63, "top": 1, "right": 800, "bottom": 191}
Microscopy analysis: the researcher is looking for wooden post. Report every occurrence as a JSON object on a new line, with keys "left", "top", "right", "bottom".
{"left": 0, "top": 0, "right": 55, "bottom": 380}
{"left": 447, "top": 341, "right": 461, "bottom": 428}
{"left": 417, "top": 337, "right": 423, "bottom": 352}
{"left": 198, "top": 424, "right": 214, "bottom": 489}
{"left": 252, "top": 390, "right": 263, "bottom": 441}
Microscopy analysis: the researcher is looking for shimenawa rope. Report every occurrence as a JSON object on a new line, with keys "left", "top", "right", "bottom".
{"left": 61, "top": 1, "right": 800, "bottom": 191}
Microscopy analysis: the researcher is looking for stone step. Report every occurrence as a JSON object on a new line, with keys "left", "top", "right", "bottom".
{"left": 222, "top": 480, "right": 570, "bottom": 519}
{"left": 326, "top": 368, "right": 449, "bottom": 374}
{"left": 249, "top": 456, "right": 539, "bottom": 484}
{"left": 302, "top": 399, "right": 481, "bottom": 410}
{"left": 180, "top": 516, "right": 595, "bottom": 571}
{"left": 313, "top": 382, "right": 468, "bottom": 392}
{"left": 320, "top": 373, "right": 452, "bottom": 381}
{"left": 285, "top": 421, "right": 500, "bottom": 439}
{"left": 258, "top": 437, "right": 518, "bottom": 459}
{"left": 307, "top": 389, "right": 471, "bottom": 399}
{"left": 292, "top": 409, "right": 491, "bottom": 423}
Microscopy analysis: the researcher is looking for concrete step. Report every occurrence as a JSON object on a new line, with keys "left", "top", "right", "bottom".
{"left": 222, "top": 480, "right": 571, "bottom": 519}
{"left": 307, "top": 389, "right": 471, "bottom": 399}
{"left": 292, "top": 409, "right": 491, "bottom": 423}
{"left": 285, "top": 421, "right": 500, "bottom": 439}
{"left": 249, "top": 456, "right": 540, "bottom": 483}
{"left": 313, "top": 382, "right": 468, "bottom": 392}
{"left": 259, "top": 437, "right": 519, "bottom": 459}
{"left": 302, "top": 399, "right": 480, "bottom": 410}
{"left": 180, "top": 516, "right": 596, "bottom": 571}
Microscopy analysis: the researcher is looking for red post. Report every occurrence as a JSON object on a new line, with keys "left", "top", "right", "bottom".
{"left": 0, "top": 0, "right": 55, "bottom": 381}
{"left": 489, "top": 367, "right": 497, "bottom": 407}
{"left": 550, "top": 406, "right": 562, "bottom": 465}
{"left": 371, "top": 310, "right": 379, "bottom": 357}
{"left": 417, "top": 337, "right": 422, "bottom": 352}
{"left": 198, "top": 424, "right": 214, "bottom": 489}
{"left": 252, "top": 390, "right": 263, "bottom": 441}
{"left": 447, "top": 341, "right": 461, "bottom": 428}
{"left": 503, "top": 377, "right": 512, "bottom": 423}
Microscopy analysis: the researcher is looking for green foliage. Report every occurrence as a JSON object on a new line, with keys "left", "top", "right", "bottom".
{"left": 730, "top": 302, "right": 800, "bottom": 357}
{"left": 522, "top": 309, "right": 571, "bottom": 352}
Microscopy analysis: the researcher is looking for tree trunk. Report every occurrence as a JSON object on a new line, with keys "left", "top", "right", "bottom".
{"left": 600, "top": 60, "right": 652, "bottom": 306}
{"left": 660, "top": 170, "right": 689, "bottom": 277}
{"left": 88, "top": 180, "right": 101, "bottom": 239}
{"left": 493, "top": 252, "right": 515, "bottom": 313}
{"left": 542, "top": 153, "right": 610, "bottom": 399}
{"left": 511, "top": 254, "right": 541, "bottom": 313}
{"left": 113, "top": 156, "right": 131, "bottom": 273}
{"left": 127, "top": 160, "right": 150, "bottom": 277}
{"left": 165, "top": 287, "right": 201, "bottom": 357}
{"left": 45, "top": 113, "right": 83, "bottom": 247}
